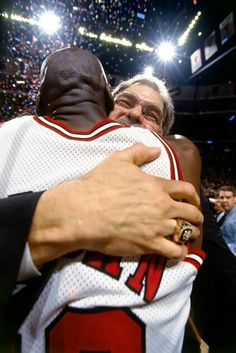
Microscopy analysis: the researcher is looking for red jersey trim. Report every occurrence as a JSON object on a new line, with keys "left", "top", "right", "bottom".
{"left": 33, "top": 116, "right": 126, "bottom": 141}
{"left": 152, "top": 131, "right": 183, "bottom": 181}
{"left": 184, "top": 248, "right": 206, "bottom": 271}
{"left": 160, "top": 134, "right": 184, "bottom": 181}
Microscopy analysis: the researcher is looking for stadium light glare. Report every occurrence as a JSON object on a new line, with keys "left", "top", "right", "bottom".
{"left": 143, "top": 66, "right": 154, "bottom": 76}
{"left": 177, "top": 11, "right": 202, "bottom": 46}
{"left": 136, "top": 42, "right": 153, "bottom": 52}
{"left": 156, "top": 42, "right": 176, "bottom": 62}
{"left": 38, "top": 11, "right": 61, "bottom": 35}
{"left": 100, "top": 33, "right": 132, "bottom": 47}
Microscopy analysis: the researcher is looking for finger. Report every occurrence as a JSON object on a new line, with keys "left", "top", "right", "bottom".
{"left": 167, "top": 180, "right": 201, "bottom": 208}
{"left": 164, "top": 218, "right": 200, "bottom": 240}
{"left": 110, "top": 143, "right": 161, "bottom": 166}
{"left": 167, "top": 220, "right": 200, "bottom": 243}
{"left": 166, "top": 200, "right": 203, "bottom": 226}
{"left": 181, "top": 204, "right": 203, "bottom": 226}
{"left": 177, "top": 204, "right": 203, "bottom": 226}
{"left": 188, "top": 224, "right": 200, "bottom": 240}
{"left": 153, "top": 238, "right": 188, "bottom": 260}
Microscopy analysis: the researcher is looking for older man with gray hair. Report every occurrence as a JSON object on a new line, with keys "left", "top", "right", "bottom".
{"left": 110, "top": 74, "right": 174, "bottom": 135}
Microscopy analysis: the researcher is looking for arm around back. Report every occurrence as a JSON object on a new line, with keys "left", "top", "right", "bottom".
{"left": 166, "top": 135, "right": 202, "bottom": 248}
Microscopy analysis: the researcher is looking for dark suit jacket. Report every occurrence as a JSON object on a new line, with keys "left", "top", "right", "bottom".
{"left": 0, "top": 191, "right": 43, "bottom": 352}
{"left": 184, "top": 191, "right": 236, "bottom": 352}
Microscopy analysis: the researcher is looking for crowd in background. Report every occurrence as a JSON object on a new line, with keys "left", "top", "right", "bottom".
{"left": 0, "top": 0, "right": 235, "bottom": 188}
{"left": 201, "top": 176, "right": 234, "bottom": 198}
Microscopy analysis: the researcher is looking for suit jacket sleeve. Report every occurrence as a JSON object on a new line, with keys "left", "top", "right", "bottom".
{"left": 0, "top": 191, "right": 43, "bottom": 346}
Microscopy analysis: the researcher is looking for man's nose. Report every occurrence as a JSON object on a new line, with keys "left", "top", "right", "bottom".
{"left": 126, "top": 104, "right": 144, "bottom": 123}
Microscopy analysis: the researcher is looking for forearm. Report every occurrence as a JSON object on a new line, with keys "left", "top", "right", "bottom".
{"left": 28, "top": 185, "right": 84, "bottom": 268}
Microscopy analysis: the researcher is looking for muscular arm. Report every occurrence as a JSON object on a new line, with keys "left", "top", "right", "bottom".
{"left": 166, "top": 134, "right": 202, "bottom": 248}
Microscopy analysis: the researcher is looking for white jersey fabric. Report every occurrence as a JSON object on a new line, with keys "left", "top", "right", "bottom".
{"left": 0, "top": 116, "right": 205, "bottom": 353}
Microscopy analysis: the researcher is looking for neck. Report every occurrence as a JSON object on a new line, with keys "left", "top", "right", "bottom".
{"left": 50, "top": 102, "right": 107, "bottom": 130}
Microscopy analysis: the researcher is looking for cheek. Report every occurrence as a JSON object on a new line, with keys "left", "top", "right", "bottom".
{"left": 144, "top": 120, "right": 163, "bottom": 134}
{"left": 108, "top": 106, "right": 125, "bottom": 120}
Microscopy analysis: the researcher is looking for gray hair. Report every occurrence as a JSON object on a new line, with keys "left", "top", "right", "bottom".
{"left": 112, "top": 74, "right": 174, "bottom": 134}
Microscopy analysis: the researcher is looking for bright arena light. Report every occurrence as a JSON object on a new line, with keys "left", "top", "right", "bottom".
{"left": 38, "top": 11, "right": 61, "bottom": 35}
{"left": 143, "top": 66, "right": 154, "bottom": 76}
{"left": 156, "top": 42, "right": 176, "bottom": 62}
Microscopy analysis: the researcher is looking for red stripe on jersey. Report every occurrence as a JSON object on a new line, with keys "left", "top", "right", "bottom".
{"left": 184, "top": 258, "right": 202, "bottom": 271}
{"left": 184, "top": 248, "right": 206, "bottom": 270}
{"left": 190, "top": 248, "right": 206, "bottom": 261}
{"left": 151, "top": 132, "right": 183, "bottom": 181}
{"left": 33, "top": 116, "right": 126, "bottom": 140}
{"left": 160, "top": 135, "right": 184, "bottom": 181}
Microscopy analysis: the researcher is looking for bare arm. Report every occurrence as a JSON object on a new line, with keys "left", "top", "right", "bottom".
{"left": 28, "top": 143, "right": 203, "bottom": 268}
{"left": 166, "top": 135, "right": 202, "bottom": 248}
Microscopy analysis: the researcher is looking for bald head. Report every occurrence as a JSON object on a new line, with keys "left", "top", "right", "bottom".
{"left": 36, "top": 47, "right": 113, "bottom": 118}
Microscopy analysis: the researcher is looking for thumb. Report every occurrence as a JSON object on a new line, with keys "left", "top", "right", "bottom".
{"left": 113, "top": 143, "right": 161, "bottom": 167}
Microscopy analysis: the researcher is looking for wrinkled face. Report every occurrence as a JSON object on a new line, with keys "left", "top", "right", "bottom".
{"left": 219, "top": 191, "right": 236, "bottom": 211}
{"left": 109, "top": 84, "right": 164, "bottom": 135}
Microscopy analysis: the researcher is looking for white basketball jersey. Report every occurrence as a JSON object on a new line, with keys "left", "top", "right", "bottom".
{"left": 0, "top": 116, "right": 205, "bottom": 353}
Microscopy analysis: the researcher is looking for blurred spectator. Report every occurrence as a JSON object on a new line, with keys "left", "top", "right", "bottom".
{"left": 217, "top": 185, "right": 236, "bottom": 256}
{"left": 208, "top": 197, "right": 224, "bottom": 219}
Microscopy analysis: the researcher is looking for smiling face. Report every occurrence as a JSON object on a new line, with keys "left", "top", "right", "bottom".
{"left": 109, "top": 83, "right": 164, "bottom": 134}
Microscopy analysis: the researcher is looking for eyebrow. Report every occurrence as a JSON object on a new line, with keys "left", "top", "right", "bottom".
{"left": 144, "top": 102, "right": 163, "bottom": 116}
{"left": 116, "top": 90, "right": 163, "bottom": 115}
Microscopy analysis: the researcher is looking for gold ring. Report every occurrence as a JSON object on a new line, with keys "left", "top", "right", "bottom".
{"left": 172, "top": 219, "right": 193, "bottom": 244}
{"left": 172, "top": 219, "right": 183, "bottom": 242}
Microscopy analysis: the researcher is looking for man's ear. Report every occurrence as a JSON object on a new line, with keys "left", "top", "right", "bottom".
{"left": 104, "top": 83, "right": 114, "bottom": 116}
{"left": 36, "top": 93, "right": 41, "bottom": 115}
{"left": 36, "top": 93, "right": 45, "bottom": 116}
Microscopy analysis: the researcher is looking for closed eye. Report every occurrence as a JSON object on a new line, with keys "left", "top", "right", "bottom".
{"left": 145, "top": 111, "right": 162, "bottom": 123}
{"left": 116, "top": 98, "right": 133, "bottom": 108}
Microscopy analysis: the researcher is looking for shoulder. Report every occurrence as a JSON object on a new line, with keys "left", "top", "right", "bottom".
{"left": 229, "top": 206, "right": 236, "bottom": 219}
{"left": 166, "top": 134, "right": 203, "bottom": 249}
{"left": 166, "top": 134, "right": 200, "bottom": 159}
{"left": 0, "top": 115, "right": 33, "bottom": 129}
{"left": 165, "top": 134, "right": 201, "bottom": 189}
